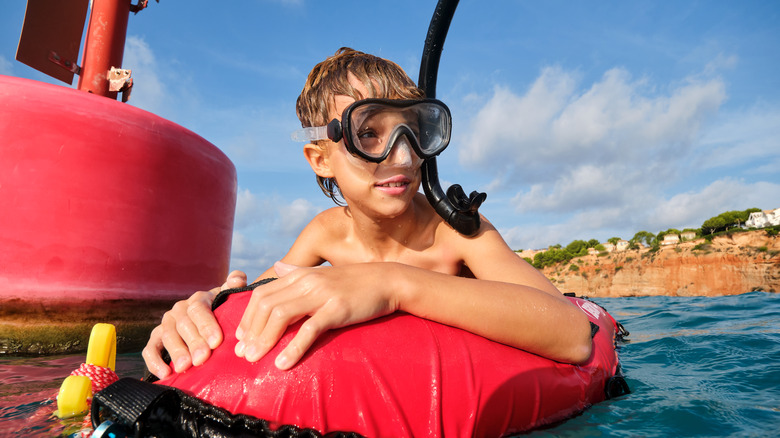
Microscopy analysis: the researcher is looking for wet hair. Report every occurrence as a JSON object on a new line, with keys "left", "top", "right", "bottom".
{"left": 296, "top": 47, "right": 425, "bottom": 205}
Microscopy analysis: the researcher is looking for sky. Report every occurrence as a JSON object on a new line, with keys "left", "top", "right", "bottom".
{"left": 2, "top": 1, "right": 779, "bottom": 275}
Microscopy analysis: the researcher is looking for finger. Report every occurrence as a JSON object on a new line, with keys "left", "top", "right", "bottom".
{"left": 176, "top": 316, "right": 212, "bottom": 368}
{"left": 223, "top": 270, "right": 248, "bottom": 290}
{"left": 158, "top": 312, "right": 194, "bottom": 373}
{"left": 274, "top": 298, "right": 351, "bottom": 370}
{"left": 273, "top": 261, "right": 300, "bottom": 277}
{"left": 274, "top": 313, "right": 330, "bottom": 370}
{"left": 242, "top": 274, "right": 334, "bottom": 363}
{"left": 164, "top": 298, "right": 213, "bottom": 371}
{"left": 186, "top": 294, "right": 223, "bottom": 350}
{"left": 235, "top": 276, "right": 290, "bottom": 341}
{"left": 242, "top": 300, "right": 306, "bottom": 362}
{"left": 141, "top": 326, "right": 172, "bottom": 380}
{"left": 185, "top": 304, "right": 222, "bottom": 365}
{"left": 234, "top": 282, "right": 287, "bottom": 358}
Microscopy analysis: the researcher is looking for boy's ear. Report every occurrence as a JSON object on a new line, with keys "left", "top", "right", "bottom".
{"left": 303, "top": 143, "right": 335, "bottom": 178}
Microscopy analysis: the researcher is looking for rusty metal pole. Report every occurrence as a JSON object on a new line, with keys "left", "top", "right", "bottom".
{"left": 77, "top": 0, "right": 131, "bottom": 99}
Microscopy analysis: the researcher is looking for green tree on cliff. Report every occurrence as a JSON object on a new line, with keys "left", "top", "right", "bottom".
{"left": 565, "top": 240, "right": 590, "bottom": 257}
{"left": 631, "top": 230, "right": 656, "bottom": 247}
{"left": 702, "top": 216, "right": 727, "bottom": 235}
{"left": 531, "top": 238, "right": 603, "bottom": 269}
{"left": 701, "top": 208, "right": 761, "bottom": 235}
{"left": 533, "top": 247, "right": 573, "bottom": 269}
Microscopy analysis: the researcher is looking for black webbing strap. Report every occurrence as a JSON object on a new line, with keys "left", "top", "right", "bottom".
{"left": 589, "top": 321, "right": 600, "bottom": 338}
{"left": 604, "top": 375, "right": 631, "bottom": 399}
{"left": 212, "top": 277, "right": 276, "bottom": 310}
{"left": 91, "top": 377, "right": 181, "bottom": 437}
{"left": 92, "top": 378, "right": 363, "bottom": 437}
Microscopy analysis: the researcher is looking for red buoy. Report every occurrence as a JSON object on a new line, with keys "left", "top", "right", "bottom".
{"left": 0, "top": 75, "right": 237, "bottom": 353}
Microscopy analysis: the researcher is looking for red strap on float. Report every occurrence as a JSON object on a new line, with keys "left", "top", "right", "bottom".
{"left": 70, "top": 363, "right": 120, "bottom": 394}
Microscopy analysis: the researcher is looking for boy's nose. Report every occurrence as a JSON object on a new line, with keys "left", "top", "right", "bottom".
{"left": 385, "top": 135, "right": 422, "bottom": 167}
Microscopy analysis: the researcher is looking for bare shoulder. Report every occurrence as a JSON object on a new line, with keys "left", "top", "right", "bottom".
{"left": 427, "top": 213, "right": 509, "bottom": 266}
{"left": 438, "top": 214, "right": 559, "bottom": 293}
{"left": 434, "top": 213, "right": 506, "bottom": 253}
{"left": 282, "top": 207, "right": 349, "bottom": 266}
{"left": 307, "top": 207, "right": 350, "bottom": 235}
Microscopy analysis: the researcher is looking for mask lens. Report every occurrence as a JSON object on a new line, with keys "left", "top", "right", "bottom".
{"left": 349, "top": 103, "right": 395, "bottom": 158}
{"left": 416, "top": 103, "right": 450, "bottom": 155}
{"left": 347, "top": 100, "right": 450, "bottom": 161}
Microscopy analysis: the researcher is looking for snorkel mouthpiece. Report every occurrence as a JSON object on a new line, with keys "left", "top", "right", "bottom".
{"left": 421, "top": 158, "right": 486, "bottom": 236}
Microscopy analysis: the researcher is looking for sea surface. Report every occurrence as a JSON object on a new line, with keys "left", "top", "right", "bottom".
{"left": 1, "top": 291, "right": 778, "bottom": 437}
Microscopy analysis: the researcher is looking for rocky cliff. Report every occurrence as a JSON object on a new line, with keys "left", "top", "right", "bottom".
{"left": 540, "top": 230, "right": 780, "bottom": 297}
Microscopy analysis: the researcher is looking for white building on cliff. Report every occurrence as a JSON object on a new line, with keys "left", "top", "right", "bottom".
{"left": 661, "top": 234, "right": 679, "bottom": 246}
{"left": 746, "top": 208, "right": 780, "bottom": 228}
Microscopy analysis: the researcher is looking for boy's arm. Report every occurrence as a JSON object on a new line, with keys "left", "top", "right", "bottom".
{"left": 397, "top": 221, "right": 593, "bottom": 364}
{"left": 234, "top": 255, "right": 591, "bottom": 370}
{"left": 234, "top": 219, "right": 592, "bottom": 369}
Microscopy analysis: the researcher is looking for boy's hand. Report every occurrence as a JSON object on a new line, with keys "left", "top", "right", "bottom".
{"left": 142, "top": 270, "right": 248, "bottom": 379}
{"left": 234, "top": 262, "right": 400, "bottom": 370}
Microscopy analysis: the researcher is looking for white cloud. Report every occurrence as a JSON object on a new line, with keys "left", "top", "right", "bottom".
{"left": 234, "top": 187, "right": 317, "bottom": 235}
{"left": 501, "top": 222, "right": 572, "bottom": 251}
{"left": 229, "top": 187, "right": 322, "bottom": 274}
{"left": 229, "top": 231, "right": 279, "bottom": 275}
{"left": 500, "top": 206, "right": 633, "bottom": 251}
{"left": 512, "top": 164, "right": 638, "bottom": 213}
{"left": 704, "top": 53, "right": 738, "bottom": 76}
{"left": 501, "top": 178, "right": 780, "bottom": 251}
{"left": 454, "top": 63, "right": 741, "bottom": 251}
{"left": 123, "top": 36, "right": 167, "bottom": 115}
{"left": 278, "top": 198, "right": 319, "bottom": 235}
{"left": 234, "top": 187, "right": 268, "bottom": 229}
{"left": 695, "top": 105, "right": 780, "bottom": 173}
{"left": 0, "top": 55, "right": 12, "bottom": 75}
{"left": 459, "top": 66, "right": 577, "bottom": 173}
{"left": 122, "top": 34, "right": 303, "bottom": 172}
{"left": 460, "top": 66, "right": 726, "bottom": 188}
{"left": 649, "top": 179, "right": 780, "bottom": 230}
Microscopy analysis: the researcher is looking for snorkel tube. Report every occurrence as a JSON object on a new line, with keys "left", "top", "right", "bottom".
{"left": 419, "top": 0, "right": 487, "bottom": 236}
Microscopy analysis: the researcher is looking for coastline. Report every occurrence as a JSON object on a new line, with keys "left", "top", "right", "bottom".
{"left": 532, "top": 230, "right": 779, "bottom": 297}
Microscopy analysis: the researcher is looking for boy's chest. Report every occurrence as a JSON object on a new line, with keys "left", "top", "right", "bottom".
{"left": 326, "top": 240, "right": 462, "bottom": 276}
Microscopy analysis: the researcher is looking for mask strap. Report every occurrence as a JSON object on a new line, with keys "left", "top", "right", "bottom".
{"left": 291, "top": 125, "right": 328, "bottom": 143}
{"left": 290, "top": 119, "right": 343, "bottom": 143}
{"left": 418, "top": 0, "right": 486, "bottom": 236}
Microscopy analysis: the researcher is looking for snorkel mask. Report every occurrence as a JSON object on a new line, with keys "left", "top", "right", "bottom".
{"left": 292, "top": 98, "right": 451, "bottom": 166}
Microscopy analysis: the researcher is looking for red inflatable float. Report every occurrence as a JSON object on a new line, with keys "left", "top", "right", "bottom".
{"left": 148, "top": 289, "right": 626, "bottom": 436}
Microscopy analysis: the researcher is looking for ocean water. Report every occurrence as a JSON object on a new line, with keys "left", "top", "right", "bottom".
{"left": 1, "top": 291, "right": 778, "bottom": 437}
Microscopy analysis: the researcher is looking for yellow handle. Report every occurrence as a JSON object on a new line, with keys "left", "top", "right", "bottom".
{"left": 55, "top": 375, "right": 92, "bottom": 418}
{"left": 85, "top": 323, "right": 116, "bottom": 371}
{"left": 55, "top": 323, "right": 117, "bottom": 419}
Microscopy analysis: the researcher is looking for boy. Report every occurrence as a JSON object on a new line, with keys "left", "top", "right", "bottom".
{"left": 143, "top": 48, "right": 592, "bottom": 379}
